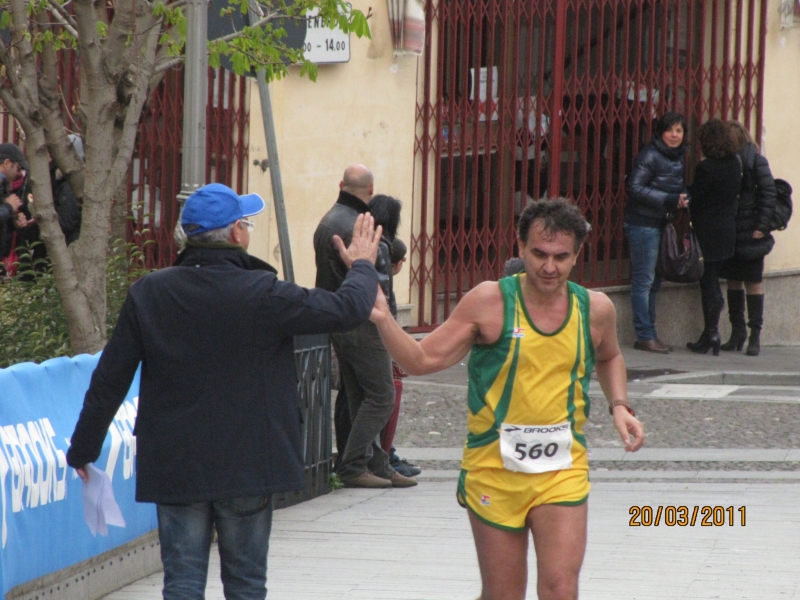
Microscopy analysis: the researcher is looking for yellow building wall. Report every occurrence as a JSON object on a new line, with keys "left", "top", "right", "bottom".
{"left": 246, "top": 0, "right": 418, "bottom": 307}
{"left": 761, "top": 2, "right": 800, "bottom": 273}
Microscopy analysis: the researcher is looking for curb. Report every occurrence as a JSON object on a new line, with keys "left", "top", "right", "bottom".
{"left": 643, "top": 371, "right": 800, "bottom": 386}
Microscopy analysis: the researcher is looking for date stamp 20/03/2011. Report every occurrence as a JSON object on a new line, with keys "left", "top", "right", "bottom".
{"left": 629, "top": 506, "right": 746, "bottom": 527}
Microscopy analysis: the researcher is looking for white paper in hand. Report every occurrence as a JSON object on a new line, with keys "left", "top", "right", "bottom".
{"left": 82, "top": 464, "right": 126, "bottom": 536}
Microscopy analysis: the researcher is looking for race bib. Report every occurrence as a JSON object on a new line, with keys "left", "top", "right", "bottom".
{"left": 499, "top": 421, "right": 573, "bottom": 473}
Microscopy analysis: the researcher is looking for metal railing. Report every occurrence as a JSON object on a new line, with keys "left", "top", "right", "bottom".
{"left": 274, "top": 334, "right": 333, "bottom": 509}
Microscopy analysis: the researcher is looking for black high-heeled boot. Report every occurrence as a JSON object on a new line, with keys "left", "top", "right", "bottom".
{"left": 687, "top": 330, "right": 721, "bottom": 355}
{"left": 720, "top": 289, "right": 747, "bottom": 351}
{"left": 745, "top": 294, "right": 764, "bottom": 356}
{"left": 687, "top": 298, "right": 722, "bottom": 355}
{"left": 686, "top": 331, "right": 710, "bottom": 352}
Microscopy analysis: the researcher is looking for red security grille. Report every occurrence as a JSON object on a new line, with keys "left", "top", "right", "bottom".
{"left": 1, "top": 64, "right": 249, "bottom": 272}
{"left": 412, "top": 0, "right": 767, "bottom": 328}
{"left": 127, "top": 67, "right": 250, "bottom": 269}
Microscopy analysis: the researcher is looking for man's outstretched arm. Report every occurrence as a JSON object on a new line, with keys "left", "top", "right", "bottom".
{"left": 589, "top": 290, "right": 645, "bottom": 452}
{"left": 370, "top": 281, "right": 500, "bottom": 375}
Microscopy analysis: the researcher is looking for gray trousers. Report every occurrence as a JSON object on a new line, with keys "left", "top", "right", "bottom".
{"left": 331, "top": 321, "right": 395, "bottom": 480}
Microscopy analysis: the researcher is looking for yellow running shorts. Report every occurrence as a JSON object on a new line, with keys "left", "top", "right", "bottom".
{"left": 457, "top": 466, "right": 590, "bottom": 531}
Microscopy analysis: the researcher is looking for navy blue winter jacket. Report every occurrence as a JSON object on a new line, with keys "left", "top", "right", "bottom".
{"left": 67, "top": 245, "right": 378, "bottom": 504}
{"left": 625, "top": 136, "right": 688, "bottom": 228}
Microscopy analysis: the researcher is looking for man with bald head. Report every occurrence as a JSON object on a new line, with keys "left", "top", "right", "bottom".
{"left": 314, "top": 165, "right": 417, "bottom": 488}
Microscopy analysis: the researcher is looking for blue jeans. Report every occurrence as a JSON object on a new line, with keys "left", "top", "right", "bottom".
{"left": 157, "top": 495, "right": 273, "bottom": 600}
{"left": 624, "top": 223, "right": 663, "bottom": 341}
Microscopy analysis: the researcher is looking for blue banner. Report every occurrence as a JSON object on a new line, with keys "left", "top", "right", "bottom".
{"left": 0, "top": 354, "right": 156, "bottom": 595}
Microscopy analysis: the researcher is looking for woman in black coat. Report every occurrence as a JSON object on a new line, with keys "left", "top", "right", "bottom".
{"left": 718, "top": 121, "right": 776, "bottom": 356}
{"left": 686, "top": 119, "right": 742, "bottom": 355}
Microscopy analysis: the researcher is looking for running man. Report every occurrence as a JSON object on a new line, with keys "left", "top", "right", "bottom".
{"left": 369, "top": 198, "right": 644, "bottom": 600}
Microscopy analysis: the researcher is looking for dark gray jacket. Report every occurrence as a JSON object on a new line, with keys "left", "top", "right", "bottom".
{"left": 733, "top": 143, "right": 777, "bottom": 260}
{"left": 314, "top": 191, "right": 369, "bottom": 292}
{"left": 67, "top": 245, "right": 378, "bottom": 504}
{"left": 0, "top": 177, "right": 16, "bottom": 259}
{"left": 625, "top": 136, "right": 687, "bottom": 228}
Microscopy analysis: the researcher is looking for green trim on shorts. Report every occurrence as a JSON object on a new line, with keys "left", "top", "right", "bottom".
{"left": 456, "top": 469, "right": 468, "bottom": 508}
{"left": 456, "top": 469, "right": 527, "bottom": 533}
{"left": 551, "top": 494, "right": 589, "bottom": 507}
{"left": 465, "top": 502, "right": 527, "bottom": 533}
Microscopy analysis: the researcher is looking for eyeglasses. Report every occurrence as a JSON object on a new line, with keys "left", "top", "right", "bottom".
{"left": 238, "top": 218, "right": 255, "bottom": 232}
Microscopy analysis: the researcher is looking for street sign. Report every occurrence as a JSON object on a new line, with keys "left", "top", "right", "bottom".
{"left": 302, "top": 8, "right": 351, "bottom": 64}
{"left": 208, "top": 1, "right": 350, "bottom": 74}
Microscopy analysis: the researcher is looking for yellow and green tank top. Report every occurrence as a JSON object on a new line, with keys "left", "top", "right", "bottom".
{"left": 461, "top": 275, "right": 595, "bottom": 471}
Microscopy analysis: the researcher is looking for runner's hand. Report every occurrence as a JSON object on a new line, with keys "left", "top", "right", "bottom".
{"left": 370, "top": 286, "right": 391, "bottom": 325}
{"left": 333, "top": 213, "right": 382, "bottom": 267}
{"left": 612, "top": 407, "right": 645, "bottom": 452}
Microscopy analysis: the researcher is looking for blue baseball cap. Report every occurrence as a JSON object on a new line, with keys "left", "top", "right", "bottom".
{"left": 181, "top": 183, "right": 265, "bottom": 236}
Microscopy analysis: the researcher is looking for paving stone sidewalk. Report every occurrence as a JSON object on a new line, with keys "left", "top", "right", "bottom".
{"left": 105, "top": 345, "right": 800, "bottom": 599}
{"left": 105, "top": 481, "right": 800, "bottom": 600}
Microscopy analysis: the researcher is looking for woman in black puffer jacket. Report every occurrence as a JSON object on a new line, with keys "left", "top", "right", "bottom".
{"left": 624, "top": 112, "right": 690, "bottom": 354}
{"left": 718, "top": 121, "right": 776, "bottom": 357}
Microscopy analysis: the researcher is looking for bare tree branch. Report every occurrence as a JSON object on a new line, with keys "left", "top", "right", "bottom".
{"left": 0, "top": 87, "right": 32, "bottom": 131}
{"left": 0, "top": 40, "right": 22, "bottom": 91}
{"left": 106, "top": 11, "right": 162, "bottom": 197}
{"left": 153, "top": 56, "right": 183, "bottom": 75}
{"left": 33, "top": 10, "right": 83, "bottom": 195}
{"left": 105, "top": 0, "right": 143, "bottom": 77}
{"left": 47, "top": 0, "right": 80, "bottom": 38}
{"left": 73, "top": 0, "right": 105, "bottom": 84}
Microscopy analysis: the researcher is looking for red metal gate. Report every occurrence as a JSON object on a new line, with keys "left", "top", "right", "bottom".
{"left": 412, "top": 0, "right": 767, "bottom": 328}
{"left": 1, "top": 65, "right": 249, "bottom": 272}
{"left": 127, "top": 67, "right": 250, "bottom": 269}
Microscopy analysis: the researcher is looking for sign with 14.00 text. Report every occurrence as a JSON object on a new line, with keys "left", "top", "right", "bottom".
{"left": 303, "top": 8, "right": 350, "bottom": 64}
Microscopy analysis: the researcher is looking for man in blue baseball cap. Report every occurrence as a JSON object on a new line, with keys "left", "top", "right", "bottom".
{"left": 180, "top": 182, "right": 266, "bottom": 238}
{"left": 67, "top": 182, "right": 383, "bottom": 599}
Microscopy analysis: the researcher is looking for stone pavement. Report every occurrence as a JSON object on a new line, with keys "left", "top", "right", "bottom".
{"left": 104, "top": 344, "right": 800, "bottom": 599}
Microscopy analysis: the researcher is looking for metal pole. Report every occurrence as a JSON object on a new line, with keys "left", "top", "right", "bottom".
{"left": 175, "top": 0, "right": 209, "bottom": 248}
{"left": 248, "top": 2, "right": 295, "bottom": 282}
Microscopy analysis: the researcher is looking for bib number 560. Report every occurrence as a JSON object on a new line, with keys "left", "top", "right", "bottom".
{"left": 514, "top": 442, "right": 559, "bottom": 461}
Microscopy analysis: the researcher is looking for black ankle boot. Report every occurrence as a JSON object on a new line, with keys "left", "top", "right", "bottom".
{"left": 687, "top": 331, "right": 709, "bottom": 352}
{"left": 721, "top": 289, "right": 747, "bottom": 351}
{"left": 745, "top": 294, "right": 764, "bottom": 356}
{"left": 687, "top": 296, "right": 722, "bottom": 356}
{"left": 687, "top": 330, "right": 721, "bottom": 355}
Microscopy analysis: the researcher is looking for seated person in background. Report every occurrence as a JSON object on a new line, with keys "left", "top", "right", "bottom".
{"left": 0, "top": 143, "right": 26, "bottom": 273}
{"left": 9, "top": 164, "right": 81, "bottom": 278}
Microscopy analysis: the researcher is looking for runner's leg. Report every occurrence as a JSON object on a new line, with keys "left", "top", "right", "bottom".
{"left": 468, "top": 510, "right": 528, "bottom": 600}
{"left": 527, "top": 503, "right": 588, "bottom": 600}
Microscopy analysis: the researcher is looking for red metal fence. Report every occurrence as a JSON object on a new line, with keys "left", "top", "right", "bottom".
{"left": 1, "top": 65, "right": 249, "bottom": 271}
{"left": 412, "top": 0, "right": 767, "bottom": 328}
{"left": 128, "top": 67, "right": 250, "bottom": 269}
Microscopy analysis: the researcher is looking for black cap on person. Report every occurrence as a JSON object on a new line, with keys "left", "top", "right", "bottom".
{"left": 0, "top": 143, "right": 29, "bottom": 171}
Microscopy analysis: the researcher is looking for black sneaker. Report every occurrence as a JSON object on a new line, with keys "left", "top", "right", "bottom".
{"left": 391, "top": 456, "right": 421, "bottom": 477}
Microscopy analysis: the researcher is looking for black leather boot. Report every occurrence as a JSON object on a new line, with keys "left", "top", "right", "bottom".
{"left": 687, "top": 298, "right": 722, "bottom": 356}
{"left": 745, "top": 294, "right": 764, "bottom": 356}
{"left": 720, "top": 289, "right": 747, "bottom": 351}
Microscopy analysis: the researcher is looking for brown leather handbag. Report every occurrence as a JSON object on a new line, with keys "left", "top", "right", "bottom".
{"left": 656, "top": 211, "right": 704, "bottom": 284}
